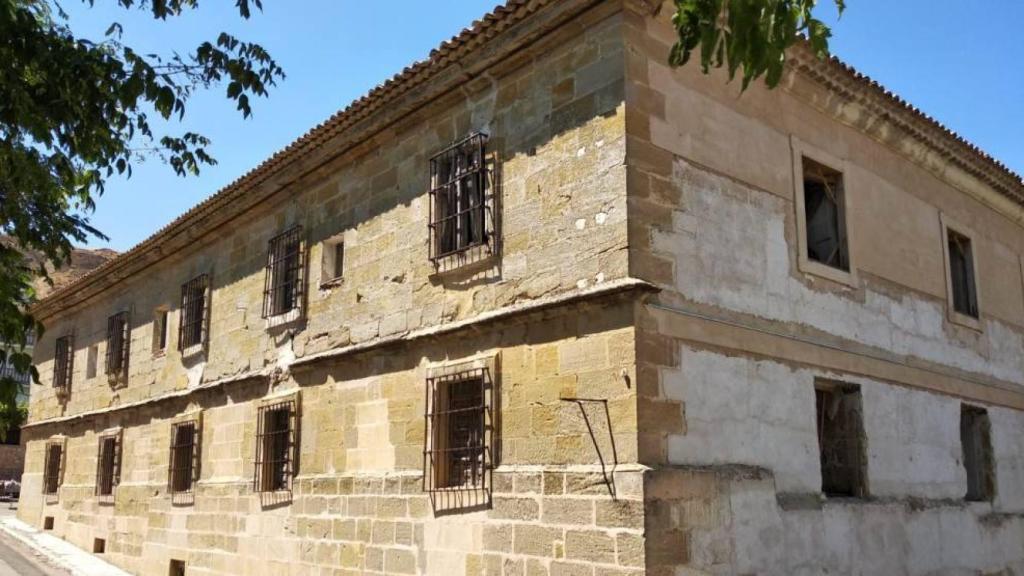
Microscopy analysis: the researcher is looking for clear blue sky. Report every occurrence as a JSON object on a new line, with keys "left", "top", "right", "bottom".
{"left": 68, "top": 1, "right": 1024, "bottom": 251}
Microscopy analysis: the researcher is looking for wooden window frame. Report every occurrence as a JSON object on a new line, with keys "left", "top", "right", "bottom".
{"left": 423, "top": 355, "right": 496, "bottom": 511}
{"left": 941, "top": 214, "right": 982, "bottom": 331}
{"left": 178, "top": 274, "right": 211, "bottom": 353}
{"left": 168, "top": 414, "right": 201, "bottom": 496}
{"left": 262, "top": 227, "right": 306, "bottom": 319}
{"left": 95, "top": 429, "right": 123, "bottom": 500}
{"left": 253, "top": 395, "right": 298, "bottom": 493}
{"left": 814, "top": 380, "right": 868, "bottom": 499}
{"left": 105, "top": 311, "right": 131, "bottom": 383}
{"left": 791, "top": 137, "right": 858, "bottom": 288}
{"left": 428, "top": 132, "right": 496, "bottom": 270}
{"left": 42, "top": 438, "right": 67, "bottom": 496}
{"left": 52, "top": 334, "right": 74, "bottom": 398}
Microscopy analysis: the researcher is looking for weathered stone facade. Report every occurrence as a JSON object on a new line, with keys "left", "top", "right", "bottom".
{"left": 20, "top": 1, "right": 1024, "bottom": 575}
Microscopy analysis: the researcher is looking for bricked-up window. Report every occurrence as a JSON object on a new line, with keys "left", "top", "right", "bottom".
{"left": 424, "top": 367, "right": 492, "bottom": 508}
{"left": 802, "top": 157, "right": 849, "bottom": 271}
{"left": 961, "top": 406, "right": 994, "bottom": 501}
{"left": 105, "top": 311, "right": 130, "bottom": 380}
{"left": 815, "top": 384, "right": 866, "bottom": 498}
{"left": 52, "top": 334, "right": 74, "bottom": 394}
{"left": 43, "top": 442, "right": 64, "bottom": 495}
{"left": 429, "top": 133, "right": 493, "bottom": 263}
{"left": 178, "top": 274, "right": 210, "bottom": 350}
{"left": 95, "top": 433, "right": 122, "bottom": 497}
{"left": 168, "top": 421, "right": 199, "bottom": 494}
{"left": 254, "top": 400, "right": 296, "bottom": 492}
{"left": 948, "top": 230, "right": 979, "bottom": 318}
{"left": 262, "top": 227, "right": 305, "bottom": 318}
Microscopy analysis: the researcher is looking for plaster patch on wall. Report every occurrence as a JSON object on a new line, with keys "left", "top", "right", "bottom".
{"left": 664, "top": 346, "right": 1024, "bottom": 502}
{"left": 654, "top": 159, "right": 1024, "bottom": 386}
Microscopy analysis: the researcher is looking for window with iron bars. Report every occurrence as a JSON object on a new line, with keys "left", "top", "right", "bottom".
{"left": 178, "top": 274, "right": 210, "bottom": 350}
{"left": 53, "top": 335, "right": 74, "bottom": 394}
{"left": 423, "top": 368, "right": 492, "bottom": 508}
{"left": 263, "top": 227, "right": 305, "bottom": 318}
{"left": 43, "top": 442, "right": 63, "bottom": 495}
{"left": 253, "top": 401, "right": 296, "bottom": 492}
{"left": 0, "top": 361, "right": 30, "bottom": 387}
{"left": 95, "top": 434, "right": 121, "bottom": 497}
{"left": 429, "top": 133, "right": 493, "bottom": 264}
{"left": 168, "top": 421, "right": 199, "bottom": 494}
{"left": 105, "top": 311, "right": 130, "bottom": 380}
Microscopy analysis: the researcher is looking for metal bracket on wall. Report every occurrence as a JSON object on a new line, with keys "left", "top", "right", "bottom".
{"left": 559, "top": 397, "right": 619, "bottom": 500}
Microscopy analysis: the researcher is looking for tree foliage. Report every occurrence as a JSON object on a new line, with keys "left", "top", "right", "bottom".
{"left": 0, "top": 0, "right": 283, "bottom": 417}
{"left": 669, "top": 0, "right": 845, "bottom": 90}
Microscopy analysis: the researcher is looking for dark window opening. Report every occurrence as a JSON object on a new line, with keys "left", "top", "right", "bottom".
{"left": 429, "top": 133, "right": 492, "bottom": 262}
{"left": 803, "top": 157, "right": 849, "bottom": 271}
{"left": 178, "top": 275, "right": 210, "bottom": 350}
{"left": 93, "top": 538, "right": 106, "bottom": 554}
{"left": 815, "top": 384, "right": 866, "bottom": 498}
{"left": 169, "top": 559, "right": 186, "bottom": 576}
{"left": 43, "top": 517, "right": 54, "bottom": 530}
{"left": 168, "top": 421, "right": 198, "bottom": 494}
{"left": 105, "top": 311, "right": 131, "bottom": 380}
{"left": 153, "top": 309, "right": 169, "bottom": 354}
{"left": 254, "top": 401, "right": 295, "bottom": 492}
{"left": 424, "top": 368, "right": 491, "bottom": 503}
{"left": 961, "top": 405, "right": 994, "bottom": 501}
{"left": 53, "top": 335, "right": 74, "bottom": 393}
{"left": 330, "top": 241, "right": 345, "bottom": 281}
{"left": 263, "top": 227, "right": 305, "bottom": 317}
{"left": 43, "top": 443, "right": 62, "bottom": 495}
{"left": 95, "top": 435, "right": 121, "bottom": 497}
{"left": 948, "top": 230, "right": 979, "bottom": 318}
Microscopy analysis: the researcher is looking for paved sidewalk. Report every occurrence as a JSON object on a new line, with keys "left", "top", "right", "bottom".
{"left": 0, "top": 513, "right": 131, "bottom": 576}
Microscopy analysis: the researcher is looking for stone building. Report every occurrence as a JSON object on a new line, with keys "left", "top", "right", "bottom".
{"left": 18, "top": 1, "right": 1024, "bottom": 575}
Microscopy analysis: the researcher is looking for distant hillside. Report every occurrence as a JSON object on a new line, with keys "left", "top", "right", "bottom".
{"left": 34, "top": 247, "right": 117, "bottom": 299}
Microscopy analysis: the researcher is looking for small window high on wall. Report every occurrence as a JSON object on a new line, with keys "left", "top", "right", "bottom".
{"left": 52, "top": 335, "right": 74, "bottom": 396}
{"left": 815, "top": 382, "right": 866, "bottom": 498}
{"left": 263, "top": 227, "right": 305, "bottom": 318}
{"left": 179, "top": 274, "right": 210, "bottom": 351}
{"left": 429, "top": 133, "right": 494, "bottom": 268}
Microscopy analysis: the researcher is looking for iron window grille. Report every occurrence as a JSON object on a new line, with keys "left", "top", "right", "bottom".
{"left": 815, "top": 384, "right": 866, "bottom": 498}
{"left": 262, "top": 227, "right": 305, "bottom": 318}
{"left": 802, "top": 157, "right": 849, "bottom": 271}
{"left": 948, "top": 230, "right": 979, "bottom": 318}
{"left": 53, "top": 335, "right": 74, "bottom": 394}
{"left": 253, "top": 400, "right": 297, "bottom": 493}
{"left": 0, "top": 361, "right": 30, "bottom": 386}
{"left": 168, "top": 421, "right": 199, "bottom": 494}
{"left": 95, "top": 433, "right": 122, "bottom": 497}
{"left": 961, "top": 406, "right": 994, "bottom": 501}
{"left": 428, "top": 133, "right": 494, "bottom": 263}
{"left": 105, "top": 311, "right": 131, "bottom": 380}
{"left": 43, "top": 442, "right": 64, "bottom": 495}
{"left": 423, "top": 367, "right": 492, "bottom": 508}
{"left": 178, "top": 274, "right": 210, "bottom": 351}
